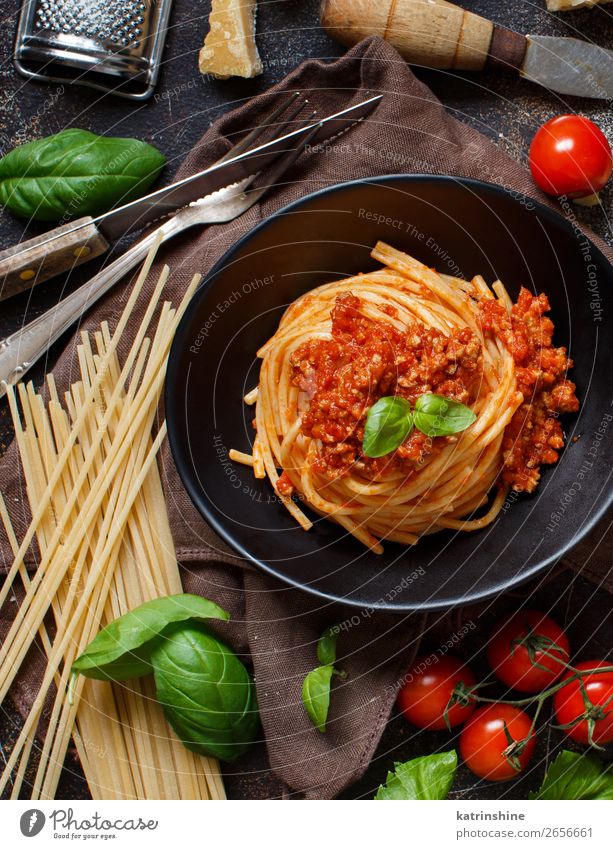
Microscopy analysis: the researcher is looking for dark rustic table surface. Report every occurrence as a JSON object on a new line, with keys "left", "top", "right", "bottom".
{"left": 1, "top": 0, "right": 612, "bottom": 800}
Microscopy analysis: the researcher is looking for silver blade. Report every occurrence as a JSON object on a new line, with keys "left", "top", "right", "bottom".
{"left": 95, "top": 94, "right": 383, "bottom": 241}
{"left": 522, "top": 35, "right": 613, "bottom": 99}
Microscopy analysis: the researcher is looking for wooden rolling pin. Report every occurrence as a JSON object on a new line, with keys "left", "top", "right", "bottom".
{"left": 320, "top": 0, "right": 528, "bottom": 72}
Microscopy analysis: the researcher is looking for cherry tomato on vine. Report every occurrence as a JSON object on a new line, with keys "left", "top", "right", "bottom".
{"left": 487, "top": 610, "right": 570, "bottom": 693}
{"left": 529, "top": 115, "right": 612, "bottom": 201}
{"left": 397, "top": 655, "right": 476, "bottom": 730}
{"left": 553, "top": 660, "right": 613, "bottom": 746}
{"left": 459, "top": 704, "right": 536, "bottom": 782}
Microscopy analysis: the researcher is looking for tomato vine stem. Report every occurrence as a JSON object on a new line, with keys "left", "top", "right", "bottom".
{"left": 458, "top": 663, "right": 613, "bottom": 752}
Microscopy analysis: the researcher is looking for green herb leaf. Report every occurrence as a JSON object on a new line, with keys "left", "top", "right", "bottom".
{"left": 375, "top": 751, "right": 458, "bottom": 800}
{"left": 0, "top": 129, "right": 165, "bottom": 222}
{"left": 72, "top": 594, "right": 229, "bottom": 682}
{"left": 362, "top": 396, "right": 413, "bottom": 458}
{"left": 529, "top": 750, "right": 613, "bottom": 800}
{"left": 413, "top": 393, "right": 476, "bottom": 437}
{"left": 151, "top": 625, "right": 260, "bottom": 763}
{"left": 303, "top": 625, "right": 345, "bottom": 732}
{"left": 302, "top": 665, "right": 336, "bottom": 732}
{"left": 317, "top": 626, "right": 339, "bottom": 666}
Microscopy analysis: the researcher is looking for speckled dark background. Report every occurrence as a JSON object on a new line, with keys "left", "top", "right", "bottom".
{"left": 0, "top": 0, "right": 612, "bottom": 800}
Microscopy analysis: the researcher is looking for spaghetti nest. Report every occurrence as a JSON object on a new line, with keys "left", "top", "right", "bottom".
{"left": 233, "top": 242, "right": 577, "bottom": 554}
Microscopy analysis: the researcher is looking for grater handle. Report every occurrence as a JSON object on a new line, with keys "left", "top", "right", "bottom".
{"left": 0, "top": 216, "right": 110, "bottom": 301}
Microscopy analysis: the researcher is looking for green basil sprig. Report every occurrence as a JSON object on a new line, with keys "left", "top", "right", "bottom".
{"left": 72, "top": 594, "right": 259, "bottom": 762}
{"left": 0, "top": 128, "right": 165, "bottom": 222}
{"left": 302, "top": 626, "right": 346, "bottom": 733}
{"left": 375, "top": 750, "right": 458, "bottom": 800}
{"left": 530, "top": 750, "right": 613, "bottom": 800}
{"left": 72, "top": 593, "right": 229, "bottom": 681}
{"left": 362, "top": 393, "right": 476, "bottom": 458}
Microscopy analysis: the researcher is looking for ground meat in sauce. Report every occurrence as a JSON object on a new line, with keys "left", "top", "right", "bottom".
{"left": 480, "top": 287, "right": 578, "bottom": 493}
{"left": 289, "top": 293, "right": 483, "bottom": 478}
{"left": 285, "top": 288, "right": 578, "bottom": 492}
{"left": 276, "top": 471, "right": 294, "bottom": 496}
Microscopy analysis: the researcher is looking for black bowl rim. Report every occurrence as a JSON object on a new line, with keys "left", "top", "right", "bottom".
{"left": 166, "top": 173, "right": 613, "bottom": 612}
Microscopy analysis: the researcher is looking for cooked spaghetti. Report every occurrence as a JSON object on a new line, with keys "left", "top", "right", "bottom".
{"left": 231, "top": 242, "right": 578, "bottom": 553}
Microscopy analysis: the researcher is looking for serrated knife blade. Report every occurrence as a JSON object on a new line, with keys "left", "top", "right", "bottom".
{"left": 94, "top": 94, "right": 382, "bottom": 242}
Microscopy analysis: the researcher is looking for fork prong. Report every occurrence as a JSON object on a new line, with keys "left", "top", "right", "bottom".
{"left": 217, "top": 91, "right": 303, "bottom": 164}
{"left": 223, "top": 108, "right": 318, "bottom": 198}
{"left": 242, "top": 119, "right": 321, "bottom": 209}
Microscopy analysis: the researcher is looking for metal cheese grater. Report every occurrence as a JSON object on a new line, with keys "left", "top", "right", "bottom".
{"left": 14, "top": 0, "right": 173, "bottom": 100}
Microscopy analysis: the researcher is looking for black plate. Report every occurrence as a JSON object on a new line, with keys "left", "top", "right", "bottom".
{"left": 166, "top": 176, "right": 613, "bottom": 612}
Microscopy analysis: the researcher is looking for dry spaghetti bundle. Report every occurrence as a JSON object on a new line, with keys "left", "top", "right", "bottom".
{"left": 0, "top": 243, "right": 225, "bottom": 800}
{"left": 233, "top": 242, "right": 527, "bottom": 553}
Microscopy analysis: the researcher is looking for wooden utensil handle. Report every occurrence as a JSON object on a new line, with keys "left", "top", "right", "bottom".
{"left": 0, "top": 216, "right": 109, "bottom": 301}
{"left": 0, "top": 225, "right": 164, "bottom": 395}
{"left": 321, "top": 0, "right": 527, "bottom": 72}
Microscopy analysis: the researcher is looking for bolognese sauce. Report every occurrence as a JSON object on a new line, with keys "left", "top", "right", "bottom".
{"left": 480, "top": 288, "right": 578, "bottom": 493}
{"left": 290, "top": 293, "right": 483, "bottom": 477}
{"left": 289, "top": 288, "right": 578, "bottom": 493}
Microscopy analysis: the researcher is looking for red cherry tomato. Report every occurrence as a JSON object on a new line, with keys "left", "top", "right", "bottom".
{"left": 397, "top": 655, "right": 476, "bottom": 730}
{"left": 487, "top": 610, "right": 570, "bottom": 693}
{"left": 529, "top": 115, "right": 612, "bottom": 200}
{"left": 553, "top": 660, "right": 613, "bottom": 746}
{"left": 460, "top": 704, "right": 536, "bottom": 782}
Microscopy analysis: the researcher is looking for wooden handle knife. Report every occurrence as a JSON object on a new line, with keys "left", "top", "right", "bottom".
{"left": 321, "top": 0, "right": 613, "bottom": 99}
{"left": 0, "top": 216, "right": 109, "bottom": 301}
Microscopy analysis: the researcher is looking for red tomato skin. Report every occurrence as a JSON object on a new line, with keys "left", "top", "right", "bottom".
{"left": 529, "top": 115, "right": 612, "bottom": 199}
{"left": 553, "top": 660, "right": 613, "bottom": 745}
{"left": 459, "top": 704, "right": 536, "bottom": 782}
{"left": 397, "top": 655, "right": 476, "bottom": 730}
{"left": 487, "top": 610, "right": 570, "bottom": 693}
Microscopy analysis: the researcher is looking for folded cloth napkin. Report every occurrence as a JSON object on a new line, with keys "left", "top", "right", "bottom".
{"left": 1, "top": 36, "right": 613, "bottom": 800}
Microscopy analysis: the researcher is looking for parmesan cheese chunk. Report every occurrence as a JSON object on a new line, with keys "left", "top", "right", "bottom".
{"left": 547, "top": 0, "right": 611, "bottom": 10}
{"left": 199, "top": 0, "right": 262, "bottom": 79}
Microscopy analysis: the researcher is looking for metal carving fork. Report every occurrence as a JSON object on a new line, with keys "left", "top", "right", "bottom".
{"left": 0, "top": 93, "right": 382, "bottom": 396}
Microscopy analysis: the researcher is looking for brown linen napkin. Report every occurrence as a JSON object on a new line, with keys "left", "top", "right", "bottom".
{"left": 1, "top": 35, "right": 613, "bottom": 799}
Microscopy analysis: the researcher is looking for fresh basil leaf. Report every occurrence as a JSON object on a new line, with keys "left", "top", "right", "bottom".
{"left": 302, "top": 665, "right": 335, "bottom": 732}
{"left": 0, "top": 129, "right": 165, "bottom": 222}
{"left": 72, "top": 594, "right": 229, "bottom": 682}
{"left": 151, "top": 625, "right": 260, "bottom": 762}
{"left": 413, "top": 393, "right": 476, "bottom": 437}
{"left": 317, "top": 626, "right": 339, "bottom": 666}
{"left": 363, "top": 396, "right": 413, "bottom": 458}
{"left": 375, "top": 750, "right": 457, "bottom": 800}
{"left": 529, "top": 750, "right": 613, "bottom": 800}
{"left": 72, "top": 643, "right": 157, "bottom": 683}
